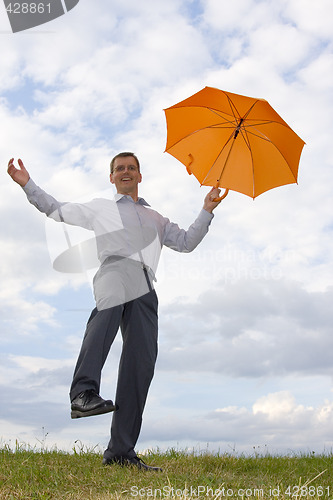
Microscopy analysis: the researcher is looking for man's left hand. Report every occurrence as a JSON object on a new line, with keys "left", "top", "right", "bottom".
{"left": 203, "top": 187, "right": 225, "bottom": 213}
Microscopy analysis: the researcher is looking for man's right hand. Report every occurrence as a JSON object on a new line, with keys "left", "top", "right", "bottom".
{"left": 7, "top": 158, "right": 30, "bottom": 187}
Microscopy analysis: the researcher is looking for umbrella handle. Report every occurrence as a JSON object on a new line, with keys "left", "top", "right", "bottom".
{"left": 213, "top": 188, "right": 229, "bottom": 202}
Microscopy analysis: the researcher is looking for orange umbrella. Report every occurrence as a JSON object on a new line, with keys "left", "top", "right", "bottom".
{"left": 164, "top": 87, "right": 305, "bottom": 200}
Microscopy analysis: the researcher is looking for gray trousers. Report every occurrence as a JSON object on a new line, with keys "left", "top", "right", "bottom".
{"left": 70, "top": 289, "right": 158, "bottom": 459}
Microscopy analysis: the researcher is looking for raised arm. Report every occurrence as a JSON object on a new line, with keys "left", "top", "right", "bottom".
{"left": 7, "top": 157, "right": 64, "bottom": 217}
{"left": 7, "top": 158, "right": 30, "bottom": 186}
{"left": 7, "top": 158, "right": 93, "bottom": 230}
{"left": 161, "top": 187, "right": 225, "bottom": 253}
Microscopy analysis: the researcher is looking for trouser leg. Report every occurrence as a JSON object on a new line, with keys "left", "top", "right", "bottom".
{"left": 69, "top": 305, "right": 122, "bottom": 401}
{"left": 104, "top": 289, "right": 158, "bottom": 460}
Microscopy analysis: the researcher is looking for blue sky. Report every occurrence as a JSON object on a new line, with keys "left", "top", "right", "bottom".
{"left": 0, "top": 0, "right": 333, "bottom": 456}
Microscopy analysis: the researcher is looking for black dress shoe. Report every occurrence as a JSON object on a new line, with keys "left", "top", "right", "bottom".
{"left": 102, "top": 455, "right": 162, "bottom": 472}
{"left": 71, "top": 389, "right": 117, "bottom": 419}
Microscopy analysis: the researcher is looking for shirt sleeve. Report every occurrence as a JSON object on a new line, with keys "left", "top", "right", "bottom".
{"left": 22, "top": 178, "right": 93, "bottom": 230}
{"left": 162, "top": 208, "right": 214, "bottom": 252}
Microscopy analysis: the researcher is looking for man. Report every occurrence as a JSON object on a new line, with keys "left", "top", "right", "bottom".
{"left": 7, "top": 153, "right": 223, "bottom": 471}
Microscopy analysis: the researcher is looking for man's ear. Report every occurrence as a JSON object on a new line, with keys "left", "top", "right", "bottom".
{"left": 110, "top": 173, "right": 114, "bottom": 184}
{"left": 138, "top": 173, "right": 142, "bottom": 184}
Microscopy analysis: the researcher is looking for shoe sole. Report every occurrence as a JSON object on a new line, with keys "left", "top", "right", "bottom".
{"left": 71, "top": 404, "right": 117, "bottom": 419}
{"left": 102, "top": 458, "right": 163, "bottom": 472}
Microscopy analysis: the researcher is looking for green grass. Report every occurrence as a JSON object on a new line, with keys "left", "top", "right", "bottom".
{"left": 1, "top": 443, "right": 333, "bottom": 499}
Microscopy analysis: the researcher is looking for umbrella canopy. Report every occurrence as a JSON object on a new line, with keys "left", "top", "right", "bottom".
{"left": 164, "top": 87, "right": 305, "bottom": 199}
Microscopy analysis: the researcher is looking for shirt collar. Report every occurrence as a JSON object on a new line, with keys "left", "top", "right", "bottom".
{"left": 114, "top": 193, "right": 150, "bottom": 207}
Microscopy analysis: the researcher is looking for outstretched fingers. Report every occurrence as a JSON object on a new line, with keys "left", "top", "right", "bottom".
{"left": 7, "top": 158, "right": 16, "bottom": 176}
{"left": 7, "top": 158, "right": 30, "bottom": 186}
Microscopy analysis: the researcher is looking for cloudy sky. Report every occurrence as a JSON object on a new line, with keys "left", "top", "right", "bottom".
{"left": 0, "top": 0, "right": 333, "bottom": 457}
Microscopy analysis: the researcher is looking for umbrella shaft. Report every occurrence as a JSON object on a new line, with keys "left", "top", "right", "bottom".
{"left": 234, "top": 118, "right": 244, "bottom": 139}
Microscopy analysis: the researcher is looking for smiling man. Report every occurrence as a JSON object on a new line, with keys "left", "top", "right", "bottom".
{"left": 7, "top": 152, "right": 223, "bottom": 471}
{"left": 110, "top": 153, "right": 142, "bottom": 200}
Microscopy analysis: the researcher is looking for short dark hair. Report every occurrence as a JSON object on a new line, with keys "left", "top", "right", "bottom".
{"left": 110, "top": 152, "right": 140, "bottom": 174}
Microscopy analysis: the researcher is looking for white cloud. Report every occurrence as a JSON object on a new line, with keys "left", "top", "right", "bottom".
{"left": 285, "top": 0, "right": 333, "bottom": 39}
{"left": 140, "top": 390, "right": 333, "bottom": 454}
{"left": 157, "top": 279, "right": 333, "bottom": 378}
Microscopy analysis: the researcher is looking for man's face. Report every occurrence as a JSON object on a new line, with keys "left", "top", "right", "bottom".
{"left": 110, "top": 156, "right": 142, "bottom": 194}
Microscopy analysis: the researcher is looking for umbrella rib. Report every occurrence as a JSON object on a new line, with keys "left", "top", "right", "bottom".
{"left": 244, "top": 127, "right": 273, "bottom": 142}
{"left": 205, "top": 97, "right": 260, "bottom": 191}
{"left": 201, "top": 130, "right": 237, "bottom": 186}
{"left": 225, "top": 93, "right": 243, "bottom": 123}
{"left": 245, "top": 123, "right": 301, "bottom": 182}
{"left": 200, "top": 101, "right": 262, "bottom": 191}
{"left": 172, "top": 104, "right": 239, "bottom": 185}
{"left": 244, "top": 119, "right": 288, "bottom": 129}
{"left": 242, "top": 124, "right": 298, "bottom": 186}
{"left": 207, "top": 107, "right": 238, "bottom": 126}
{"left": 223, "top": 96, "right": 260, "bottom": 125}
{"left": 239, "top": 126, "right": 256, "bottom": 198}
{"left": 167, "top": 119, "right": 235, "bottom": 149}
{"left": 167, "top": 106, "right": 277, "bottom": 150}
{"left": 199, "top": 102, "right": 264, "bottom": 189}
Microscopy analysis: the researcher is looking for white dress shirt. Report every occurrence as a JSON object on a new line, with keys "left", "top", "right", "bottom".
{"left": 23, "top": 178, "right": 214, "bottom": 308}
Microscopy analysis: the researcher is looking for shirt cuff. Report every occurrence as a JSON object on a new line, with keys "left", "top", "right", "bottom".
{"left": 21, "top": 178, "right": 37, "bottom": 195}
{"left": 200, "top": 208, "right": 214, "bottom": 223}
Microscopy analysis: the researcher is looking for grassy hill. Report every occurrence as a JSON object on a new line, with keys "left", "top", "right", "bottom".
{"left": 1, "top": 445, "right": 332, "bottom": 499}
